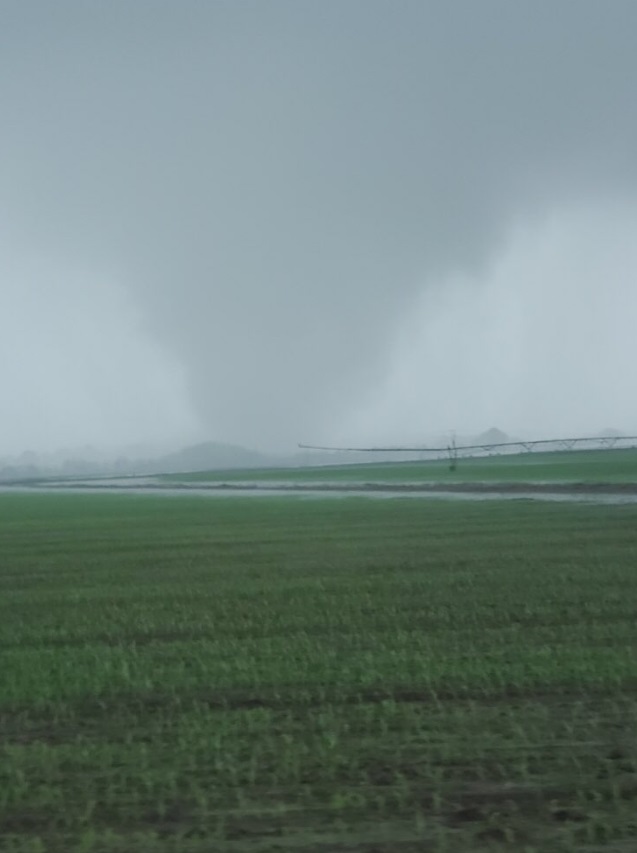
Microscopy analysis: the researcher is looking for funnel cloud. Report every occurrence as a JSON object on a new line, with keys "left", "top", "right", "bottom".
{"left": 2, "top": 1, "right": 637, "bottom": 454}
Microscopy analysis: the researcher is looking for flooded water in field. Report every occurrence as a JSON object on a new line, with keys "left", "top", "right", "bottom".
{"left": 3, "top": 483, "right": 637, "bottom": 505}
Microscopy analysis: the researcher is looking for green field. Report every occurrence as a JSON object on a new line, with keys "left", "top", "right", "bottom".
{"left": 160, "top": 447, "right": 637, "bottom": 485}
{"left": 1, "top": 493, "right": 637, "bottom": 852}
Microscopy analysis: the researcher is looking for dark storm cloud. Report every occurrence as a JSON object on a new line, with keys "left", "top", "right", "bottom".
{"left": 2, "top": 1, "right": 637, "bottom": 450}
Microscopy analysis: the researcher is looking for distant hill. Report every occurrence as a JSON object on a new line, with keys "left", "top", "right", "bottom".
{"left": 596, "top": 428, "right": 624, "bottom": 438}
{"left": 473, "top": 427, "right": 512, "bottom": 446}
{"left": 154, "top": 441, "right": 271, "bottom": 474}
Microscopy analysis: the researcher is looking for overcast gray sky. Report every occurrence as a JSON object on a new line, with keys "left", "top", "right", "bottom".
{"left": 2, "top": 0, "right": 637, "bottom": 455}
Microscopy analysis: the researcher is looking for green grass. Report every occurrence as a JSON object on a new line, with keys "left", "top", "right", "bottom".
{"left": 159, "top": 447, "right": 637, "bottom": 485}
{"left": 1, "top": 493, "right": 637, "bottom": 851}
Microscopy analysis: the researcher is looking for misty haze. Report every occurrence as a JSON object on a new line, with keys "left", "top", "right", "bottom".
{"left": 4, "top": 6, "right": 637, "bottom": 852}
{"left": 2, "top": 1, "right": 637, "bottom": 459}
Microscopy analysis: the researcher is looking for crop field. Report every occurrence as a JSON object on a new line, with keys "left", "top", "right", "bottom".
{"left": 1, "top": 492, "right": 637, "bottom": 852}
{"left": 160, "top": 447, "right": 637, "bottom": 485}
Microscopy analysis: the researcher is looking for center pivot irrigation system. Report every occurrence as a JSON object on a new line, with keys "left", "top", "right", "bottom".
{"left": 299, "top": 434, "right": 637, "bottom": 471}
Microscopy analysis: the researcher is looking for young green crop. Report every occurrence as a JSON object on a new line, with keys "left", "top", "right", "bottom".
{"left": 159, "top": 446, "right": 637, "bottom": 484}
{"left": 1, "top": 493, "right": 636, "bottom": 851}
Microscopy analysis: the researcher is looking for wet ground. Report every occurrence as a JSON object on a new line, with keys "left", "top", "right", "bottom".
{"left": 3, "top": 480, "right": 637, "bottom": 504}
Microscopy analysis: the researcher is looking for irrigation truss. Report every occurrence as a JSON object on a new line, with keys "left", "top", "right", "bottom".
{"left": 299, "top": 434, "right": 637, "bottom": 463}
